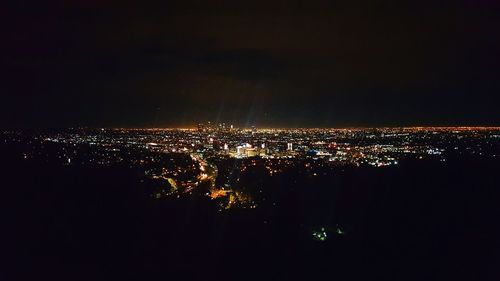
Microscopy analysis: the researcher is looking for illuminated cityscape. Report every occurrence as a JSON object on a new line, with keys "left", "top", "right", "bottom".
{"left": 4, "top": 0, "right": 500, "bottom": 280}
{"left": 4, "top": 126, "right": 499, "bottom": 213}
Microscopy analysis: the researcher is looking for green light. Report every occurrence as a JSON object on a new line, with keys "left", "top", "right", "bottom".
{"left": 312, "top": 229, "right": 327, "bottom": 241}
{"left": 335, "top": 225, "right": 345, "bottom": 235}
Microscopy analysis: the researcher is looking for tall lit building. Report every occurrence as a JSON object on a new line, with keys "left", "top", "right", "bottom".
{"left": 260, "top": 143, "right": 267, "bottom": 156}
{"left": 197, "top": 123, "right": 204, "bottom": 132}
{"left": 287, "top": 143, "right": 293, "bottom": 151}
{"left": 237, "top": 146, "right": 245, "bottom": 156}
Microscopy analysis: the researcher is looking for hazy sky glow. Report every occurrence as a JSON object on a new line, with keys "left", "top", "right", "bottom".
{"left": 3, "top": 0, "right": 500, "bottom": 128}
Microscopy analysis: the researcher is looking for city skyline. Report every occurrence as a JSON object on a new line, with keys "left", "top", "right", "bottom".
{"left": 2, "top": 2, "right": 500, "bottom": 280}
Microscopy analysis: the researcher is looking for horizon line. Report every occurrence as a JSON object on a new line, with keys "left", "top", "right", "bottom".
{"left": 7, "top": 126, "right": 500, "bottom": 131}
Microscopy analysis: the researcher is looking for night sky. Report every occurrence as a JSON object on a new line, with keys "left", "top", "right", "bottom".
{"left": 3, "top": 0, "right": 500, "bottom": 128}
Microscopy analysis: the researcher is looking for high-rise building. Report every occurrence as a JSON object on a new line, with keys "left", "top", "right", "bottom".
{"left": 197, "top": 123, "right": 204, "bottom": 132}
{"left": 206, "top": 121, "right": 213, "bottom": 132}
{"left": 236, "top": 146, "right": 245, "bottom": 156}
{"left": 287, "top": 143, "right": 293, "bottom": 151}
{"left": 260, "top": 143, "right": 267, "bottom": 156}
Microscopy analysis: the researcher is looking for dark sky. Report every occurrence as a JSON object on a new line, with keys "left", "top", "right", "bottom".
{"left": 2, "top": 0, "right": 500, "bottom": 128}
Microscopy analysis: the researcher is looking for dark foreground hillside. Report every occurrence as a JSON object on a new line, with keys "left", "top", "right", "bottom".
{"left": 1, "top": 144, "right": 499, "bottom": 281}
